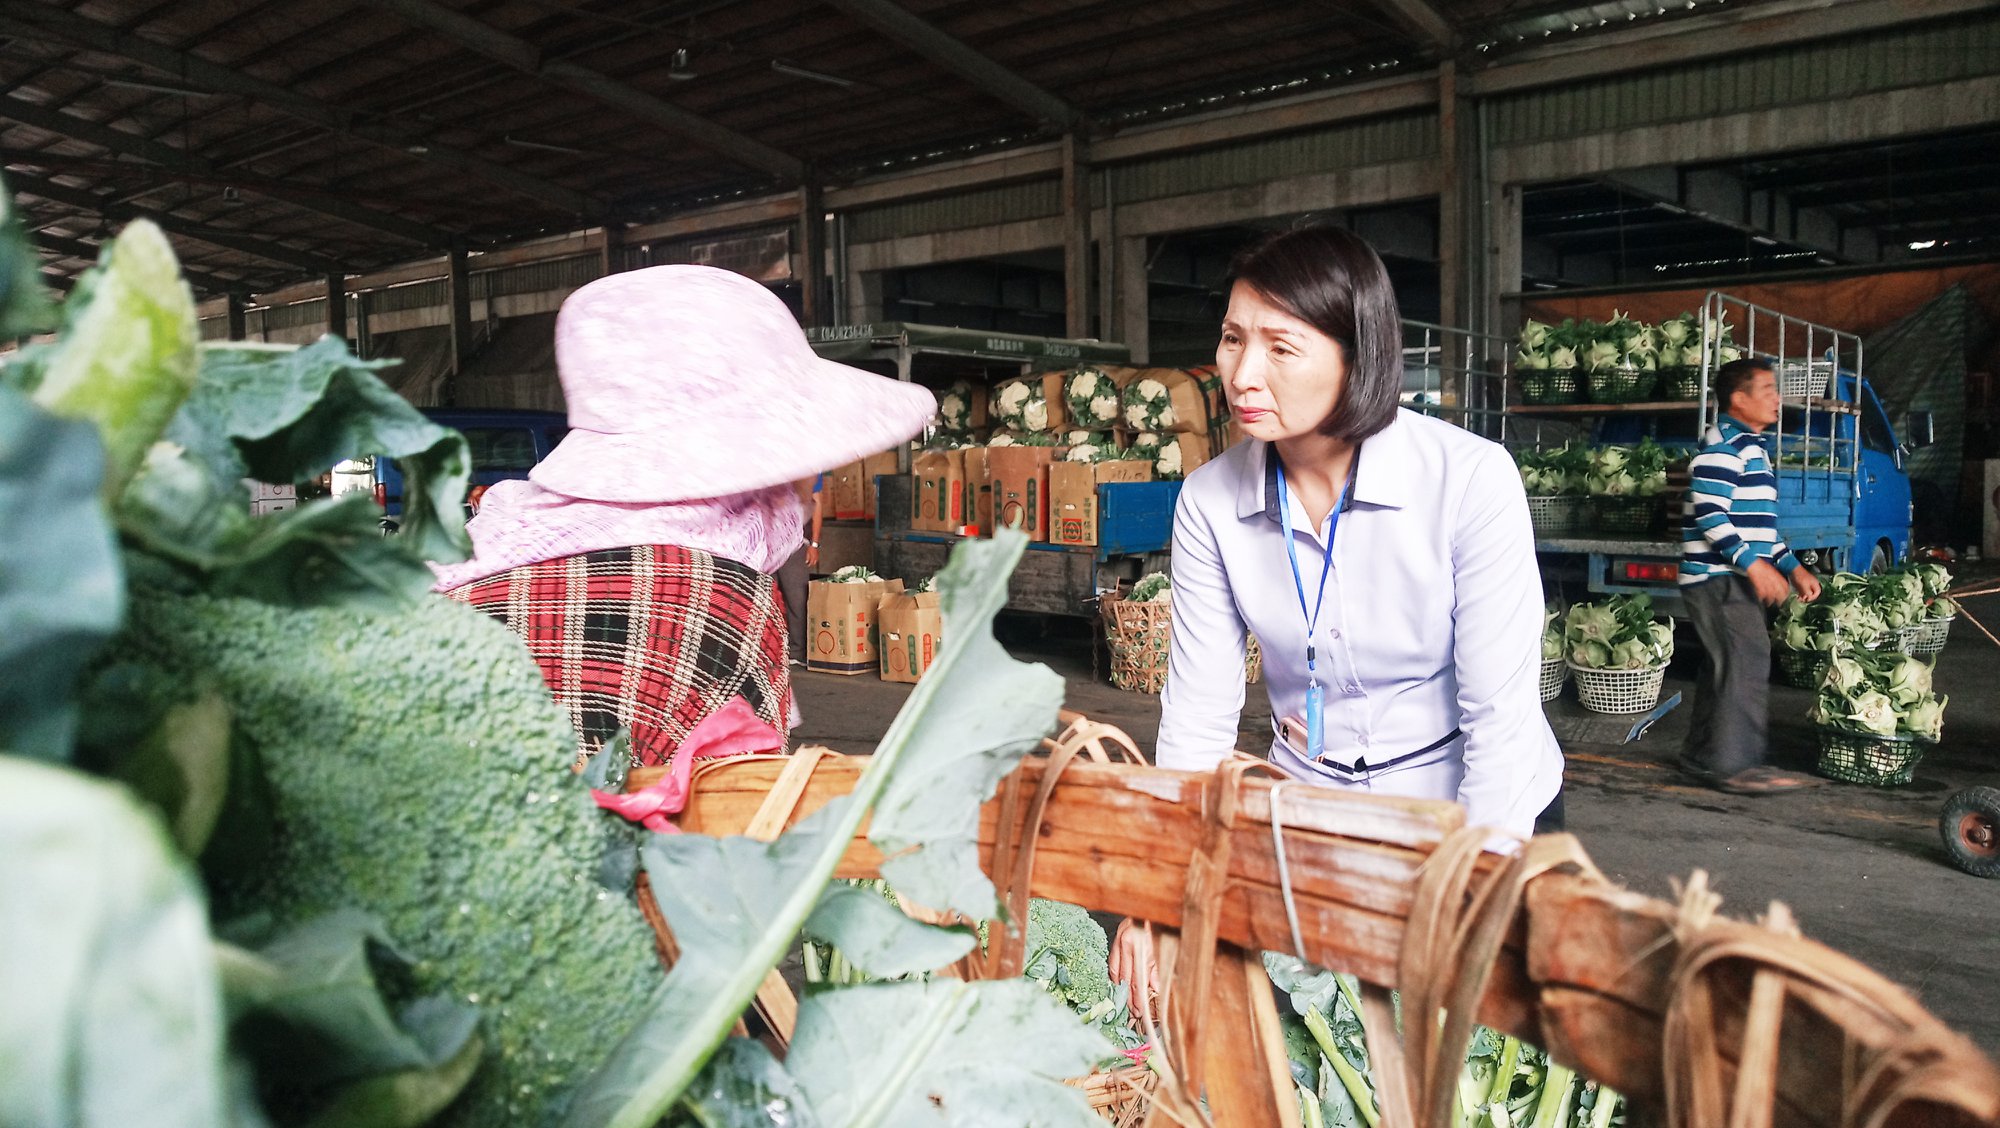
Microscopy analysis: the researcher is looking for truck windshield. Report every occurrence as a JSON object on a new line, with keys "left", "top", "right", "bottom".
{"left": 464, "top": 427, "right": 539, "bottom": 471}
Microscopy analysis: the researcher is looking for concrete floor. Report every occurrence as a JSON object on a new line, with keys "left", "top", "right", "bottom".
{"left": 790, "top": 596, "right": 2000, "bottom": 1056}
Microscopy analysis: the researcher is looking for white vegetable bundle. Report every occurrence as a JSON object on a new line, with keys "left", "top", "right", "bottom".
{"left": 1772, "top": 584, "right": 1888, "bottom": 654}
{"left": 935, "top": 380, "right": 978, "bottom": 433}
{"left": 1583, "top": 438, "right": 1671, "bottom": 497}
{"left": 1129, "top": 572, "right": 1171, "bottom": 603}
{"left": 1564, "top": 594, "right": 1673, "bottom": 670}
{"left": 1062, "top": 431, "right": 1120, "bottom": 463}
{"left": 1810, "top": 650, "right": 1945, "bottom": 742}
{"left": 1122, "top": 376, "right": 1178, "bottom": 431}
{"left": 1124, "top": 432, "right": 1191, "bottom": 479}
{"left": 1063, "top": 367, "right": 1121, "bottom": 429}
{"left": 828, "top": 566, "right": 882, "bottom": 584}
{"left": 991, "top": 378, "right": 1052, "bottom": 432}
{"left": 986, "top": 430, "right": 1058, "bottom": 449}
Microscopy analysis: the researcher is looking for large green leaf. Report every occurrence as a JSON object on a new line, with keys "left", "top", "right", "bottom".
{"left": 298, "top": 1032, "right": 485, "bottom": 1128}
{"left": 0, "top": 173, "right": 56, "bottom": 338}
{"left": 0, "top": 757, "right": 229, "bottom": 1128}
{"left": 673, "top": 1040, "right": 821, "bottom": 1128}
{"left": 183, "top": 338, "right": 471, "bottom": 563}
{"left": 564, "top": 532, "right": 1065, "bottom": 1128}
{"left": 111, "top": 689, "right": 235, "bottom": 856}
{"left": 29, "top": 220, "right": 199, "bottom": 498}
{"left": 221, "top": 909, "right": 481, "bottom": 1091}
{"left": 868, "top": 533, "right": 1064, "bottom": 919}
{"left": 0, "top": 384, "right": 123, "bottom": 761}
{"left": 785, "top": 980, "right": 1106, "bottom": 1127}
{"left": 802, "top": 883, "right": 978, "bottom": 979}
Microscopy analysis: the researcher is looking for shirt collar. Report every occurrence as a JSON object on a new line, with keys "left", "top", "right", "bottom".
{"left": 1716, "top": 414, "right": 1770, "bottom": 446}
{"left": 1236, "top": 410, "right": 1414, "bottom": 522}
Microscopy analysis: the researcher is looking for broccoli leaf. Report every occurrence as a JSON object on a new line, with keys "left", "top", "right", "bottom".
{"left": 0, "top": 758, "right": 229, "bottom": 1128}
{"left": 0, "top": 384, "right": 123, "bottom": 762}
{"left": 222, "top": 909, "right": 480, "bottom": 1090}
{"left": 298, "top": 1031, "right": 485, "bottom": 1128}
{"left": 803, "top": 882, "right": 977, "bottom": 979}
{"left": 0, "top": 173, "right": 55, "bottom": 339}
{"left": 565, "top": 532, "right": 1064, "bottom": 1128}
{"left": 176, "top": 337, "right": 472, "bottom": 564}
{"left": 673, "top": 1040, "right": 821, "bottom": 1128}
{"left": 786, "top": 980, "right": 1105, "bottom": 1127}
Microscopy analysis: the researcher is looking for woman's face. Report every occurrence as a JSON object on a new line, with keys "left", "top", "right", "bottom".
{"left": 1216, "top": 281, "right": 1346, "bottom": 443}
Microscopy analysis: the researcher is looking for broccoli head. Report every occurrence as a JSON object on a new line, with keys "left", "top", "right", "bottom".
{"left": 1024, "top": 898, "right": 1113, "bottom": 1014}
{"left": 113, "top": 581, "right": 663, "bottom": 1128}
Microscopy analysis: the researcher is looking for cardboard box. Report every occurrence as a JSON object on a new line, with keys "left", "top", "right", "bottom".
{"left": 962, "top": 446, "right": 992, "bottom": 536}
{"left": 1048, "top": 460, "right": 1153, "bottom": 547}
{"left": 986, "top": 446, "right": 1054, "bottom": 541}
{"left": 807, "top": 577, "right": 905, "bottom": 675}
{"left": 827, "top": 449, "right": 904, "bottom": 520}
{"left": 878, "top": 590, "right": 943, "bottom": 684}
{"left": 911, "top": 449, "right": 967, "bottom": 533}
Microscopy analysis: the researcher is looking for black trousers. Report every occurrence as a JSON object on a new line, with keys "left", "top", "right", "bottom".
{"left": 776, "top": 546, "right": 809, "bottom": 661}
{"left": 1680, "top": 575, "right": 1771, "bottom": 779}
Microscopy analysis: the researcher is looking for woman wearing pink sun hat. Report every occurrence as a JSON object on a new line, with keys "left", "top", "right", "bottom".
{"left": 433, "top": 265, "right": 934, "bottom": 770}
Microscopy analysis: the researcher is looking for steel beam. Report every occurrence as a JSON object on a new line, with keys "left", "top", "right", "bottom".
{"left": 799, "top": 180, "right": 826, "bottom": 327}
{"left": 353, "top": 0, "right": 804, "bottom": 181}
{"left": 0, "top": 6, "right": 605, "bottom": 217}
{"left": 5, "top": 168, "right": 345, "bottom": 274}
{"left": 227, "top": 292, "right": 248, "bottom": 340}
{"left": 32, "top": 229, "right": 245, "bottom": 296}
{"left": 327, "top": 274, "right": 348, "bottom": 340}
{"left": 0, "top": 100, "right": 445, "bottom": 246}
{"left": 1061, "top": 134, "right": 1090, "bottom": 338}
{"left": 447, "top": 239, "right": 473, "bottom": 397}
{"left": 818, "top": 0, "right": 1083, "bottom": 129}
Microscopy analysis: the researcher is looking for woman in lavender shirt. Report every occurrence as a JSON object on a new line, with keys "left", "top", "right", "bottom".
{"left": 1109, "top": 226, "right": 1564, "bottom": 1010}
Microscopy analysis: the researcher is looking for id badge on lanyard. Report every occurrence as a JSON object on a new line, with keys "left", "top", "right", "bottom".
{"left": 1276, "top": 458, "right": 1351, "bottom": 762}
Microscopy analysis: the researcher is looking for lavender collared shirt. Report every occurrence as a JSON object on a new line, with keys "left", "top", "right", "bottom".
{"left": 1156, "top": 409, "right": 1563, "bottom": 838}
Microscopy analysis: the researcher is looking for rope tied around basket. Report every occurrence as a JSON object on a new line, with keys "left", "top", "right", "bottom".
{"left": 1661, "top": 872, "right": 2000, "bottom": 1128}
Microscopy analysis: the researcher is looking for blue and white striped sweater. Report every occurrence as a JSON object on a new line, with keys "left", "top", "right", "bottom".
{"left": 1680, "top": 415, "right": 1799, "bottom": 585}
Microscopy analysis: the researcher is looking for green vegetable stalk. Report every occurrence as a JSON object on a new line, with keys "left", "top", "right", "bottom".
{"left": 1304, "top": 1003, "right": 1380, "bottom": 1128}
{"left": 30, "top": 220, "right": 198, "bottom": 500}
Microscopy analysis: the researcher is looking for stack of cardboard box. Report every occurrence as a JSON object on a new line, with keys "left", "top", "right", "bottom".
{"left": 805, "top": 575, "right": 904, "bottom": 675}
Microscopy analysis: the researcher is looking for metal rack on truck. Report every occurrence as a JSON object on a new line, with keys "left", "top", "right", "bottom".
{"left": 1511, "top": 292, "right": 1922, "bottom": 615}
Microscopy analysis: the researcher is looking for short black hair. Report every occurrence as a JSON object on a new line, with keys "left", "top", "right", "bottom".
{"left": 1715, "top": 356, "right": 1776, "bottom": 413}
{"left": 1227, "top": 224, "right": 1402, "bottom": 442}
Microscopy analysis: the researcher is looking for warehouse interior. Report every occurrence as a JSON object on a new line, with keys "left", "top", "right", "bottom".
{"left": 8, "top": 0, "right": 2000, "bottom": 1117}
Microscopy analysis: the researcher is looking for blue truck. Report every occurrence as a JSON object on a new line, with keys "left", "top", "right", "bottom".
{"left": 1506, "top": 294, "right": 1928, "bottom": 613}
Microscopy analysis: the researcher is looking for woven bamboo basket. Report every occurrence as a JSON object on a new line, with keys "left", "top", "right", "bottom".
{"left": 669, "top": 742, "right": 2000, "bottom": 1128}
{"left": 1245, "top": 634, "right": 1263, "bottom": 685}
{"left": 1065, "top": 1063, "right": 1155, "bottom": 1125}
{"left": 1103, "top": 594, "right": 1171, "bottom": 694}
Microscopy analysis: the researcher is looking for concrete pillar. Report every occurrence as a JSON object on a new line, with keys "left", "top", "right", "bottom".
{"left": 798, "top": 180, "right": 826, "bottom": 328}
{"left": 1062, "top": 133, "right": 1091, "bottom": 339}
{"left": 1115, "top": 235, "right": 1149, "bottom": 365}
{"left": 226, "top": 292, "right": 247, "bottom": 341}
{"left": 325, "top": 274, "right": 347, "bottom": 342}
{"left": 1437, "top": 62, "right": 1467, "bottom": 337}
{"left": 1486, "top": 182, "right": 1524, "bottom": 343}
{"left": 600, "top": 223, "right": 624, "bottom": 277}
{"left": 446, "top": 238, "right": 472, "bottom": 405}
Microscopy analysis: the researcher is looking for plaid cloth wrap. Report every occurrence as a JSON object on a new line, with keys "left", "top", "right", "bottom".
{"left": 444, "top": 545, "right": 791, "bottom": 767}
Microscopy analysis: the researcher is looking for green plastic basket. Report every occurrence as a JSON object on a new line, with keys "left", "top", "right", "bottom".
{"left": 1774, "top": 647, "right": 1830, "bottom": 690}
{"left": 1517, "top": 367, "right": 1583, "bottom": 406}
{"left": 1815, "top": 727, "right": 1929, "bottom": 787}
{"left": 1587, "top": 363, "right": 1659, "bottom": 405}
{"left": 1661, "top": 366, "right": 1703, "bottom": 401}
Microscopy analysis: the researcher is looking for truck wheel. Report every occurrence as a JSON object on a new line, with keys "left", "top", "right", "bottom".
{"left": 1940, "top": 786, "right": 2000, "bottom": 879}
{"left": 1868, "top": 542, "right": 1892, "bottom": 574}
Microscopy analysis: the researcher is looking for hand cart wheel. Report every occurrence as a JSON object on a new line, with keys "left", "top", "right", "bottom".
{"left": 1940, "top": 786, "right": 2000, "bottom": 879}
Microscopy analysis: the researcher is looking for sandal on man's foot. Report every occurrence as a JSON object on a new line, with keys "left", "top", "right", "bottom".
{"left": 1713, "top": 766, "right": 1816, "bottom": 795}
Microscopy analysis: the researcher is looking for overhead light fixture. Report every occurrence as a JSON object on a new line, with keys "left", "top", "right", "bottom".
{"left": 505, "top": 135, "right": 587, "bottom": 155}
{"left": 771, "top": 60, "right": 857, "bottom": 88}
{"left": 406, "top": 144, "right": 431, "bottom": 154}
{"left": 101, "top": 75, "right": 215, "bottom": 97}
{"left": 667, "top": 47, "right": 696, "bottom": 81}
{"left": 221, "top": 186, "right": 244, "bottom": 206}
{"left": 1750, "top": 234, "right": 1777, "bottom": 246}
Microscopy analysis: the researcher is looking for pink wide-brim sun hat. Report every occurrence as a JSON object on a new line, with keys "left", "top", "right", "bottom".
{"left": 529, "top": 265, "right": 936, "bottom": 504}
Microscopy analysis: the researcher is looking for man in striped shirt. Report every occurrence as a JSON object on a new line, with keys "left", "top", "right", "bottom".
{"left": 1678, "top": 358, "right": 1824, "bottom": 794}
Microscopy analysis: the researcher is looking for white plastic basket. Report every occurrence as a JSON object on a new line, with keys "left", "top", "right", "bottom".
{"left": 1910, "top": 616, "right": 1952, "bottom": 658}
{"left": 1890, "top": 623, "right": 1925, "bottom": 655}
{"left": 1526, "top": 496, "right": 1585, "bottom": 538}
{"left": 1567, "top": 663, "right": 1667, "bottom": 714}
{"left": 1776, "top": 358, "right": 1834, "bottom": 400}
{"left": 1539, "top": 657, "right": 1566, "bottom": 703}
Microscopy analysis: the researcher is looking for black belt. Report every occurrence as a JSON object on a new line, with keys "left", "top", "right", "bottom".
{"left": 1309, "top": 727, "right": 1463, "bottom": 778}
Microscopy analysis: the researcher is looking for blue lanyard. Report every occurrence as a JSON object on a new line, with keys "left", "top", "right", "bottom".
{"left": 1275, "top": 457, "right": 1352, "bottom": 760}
